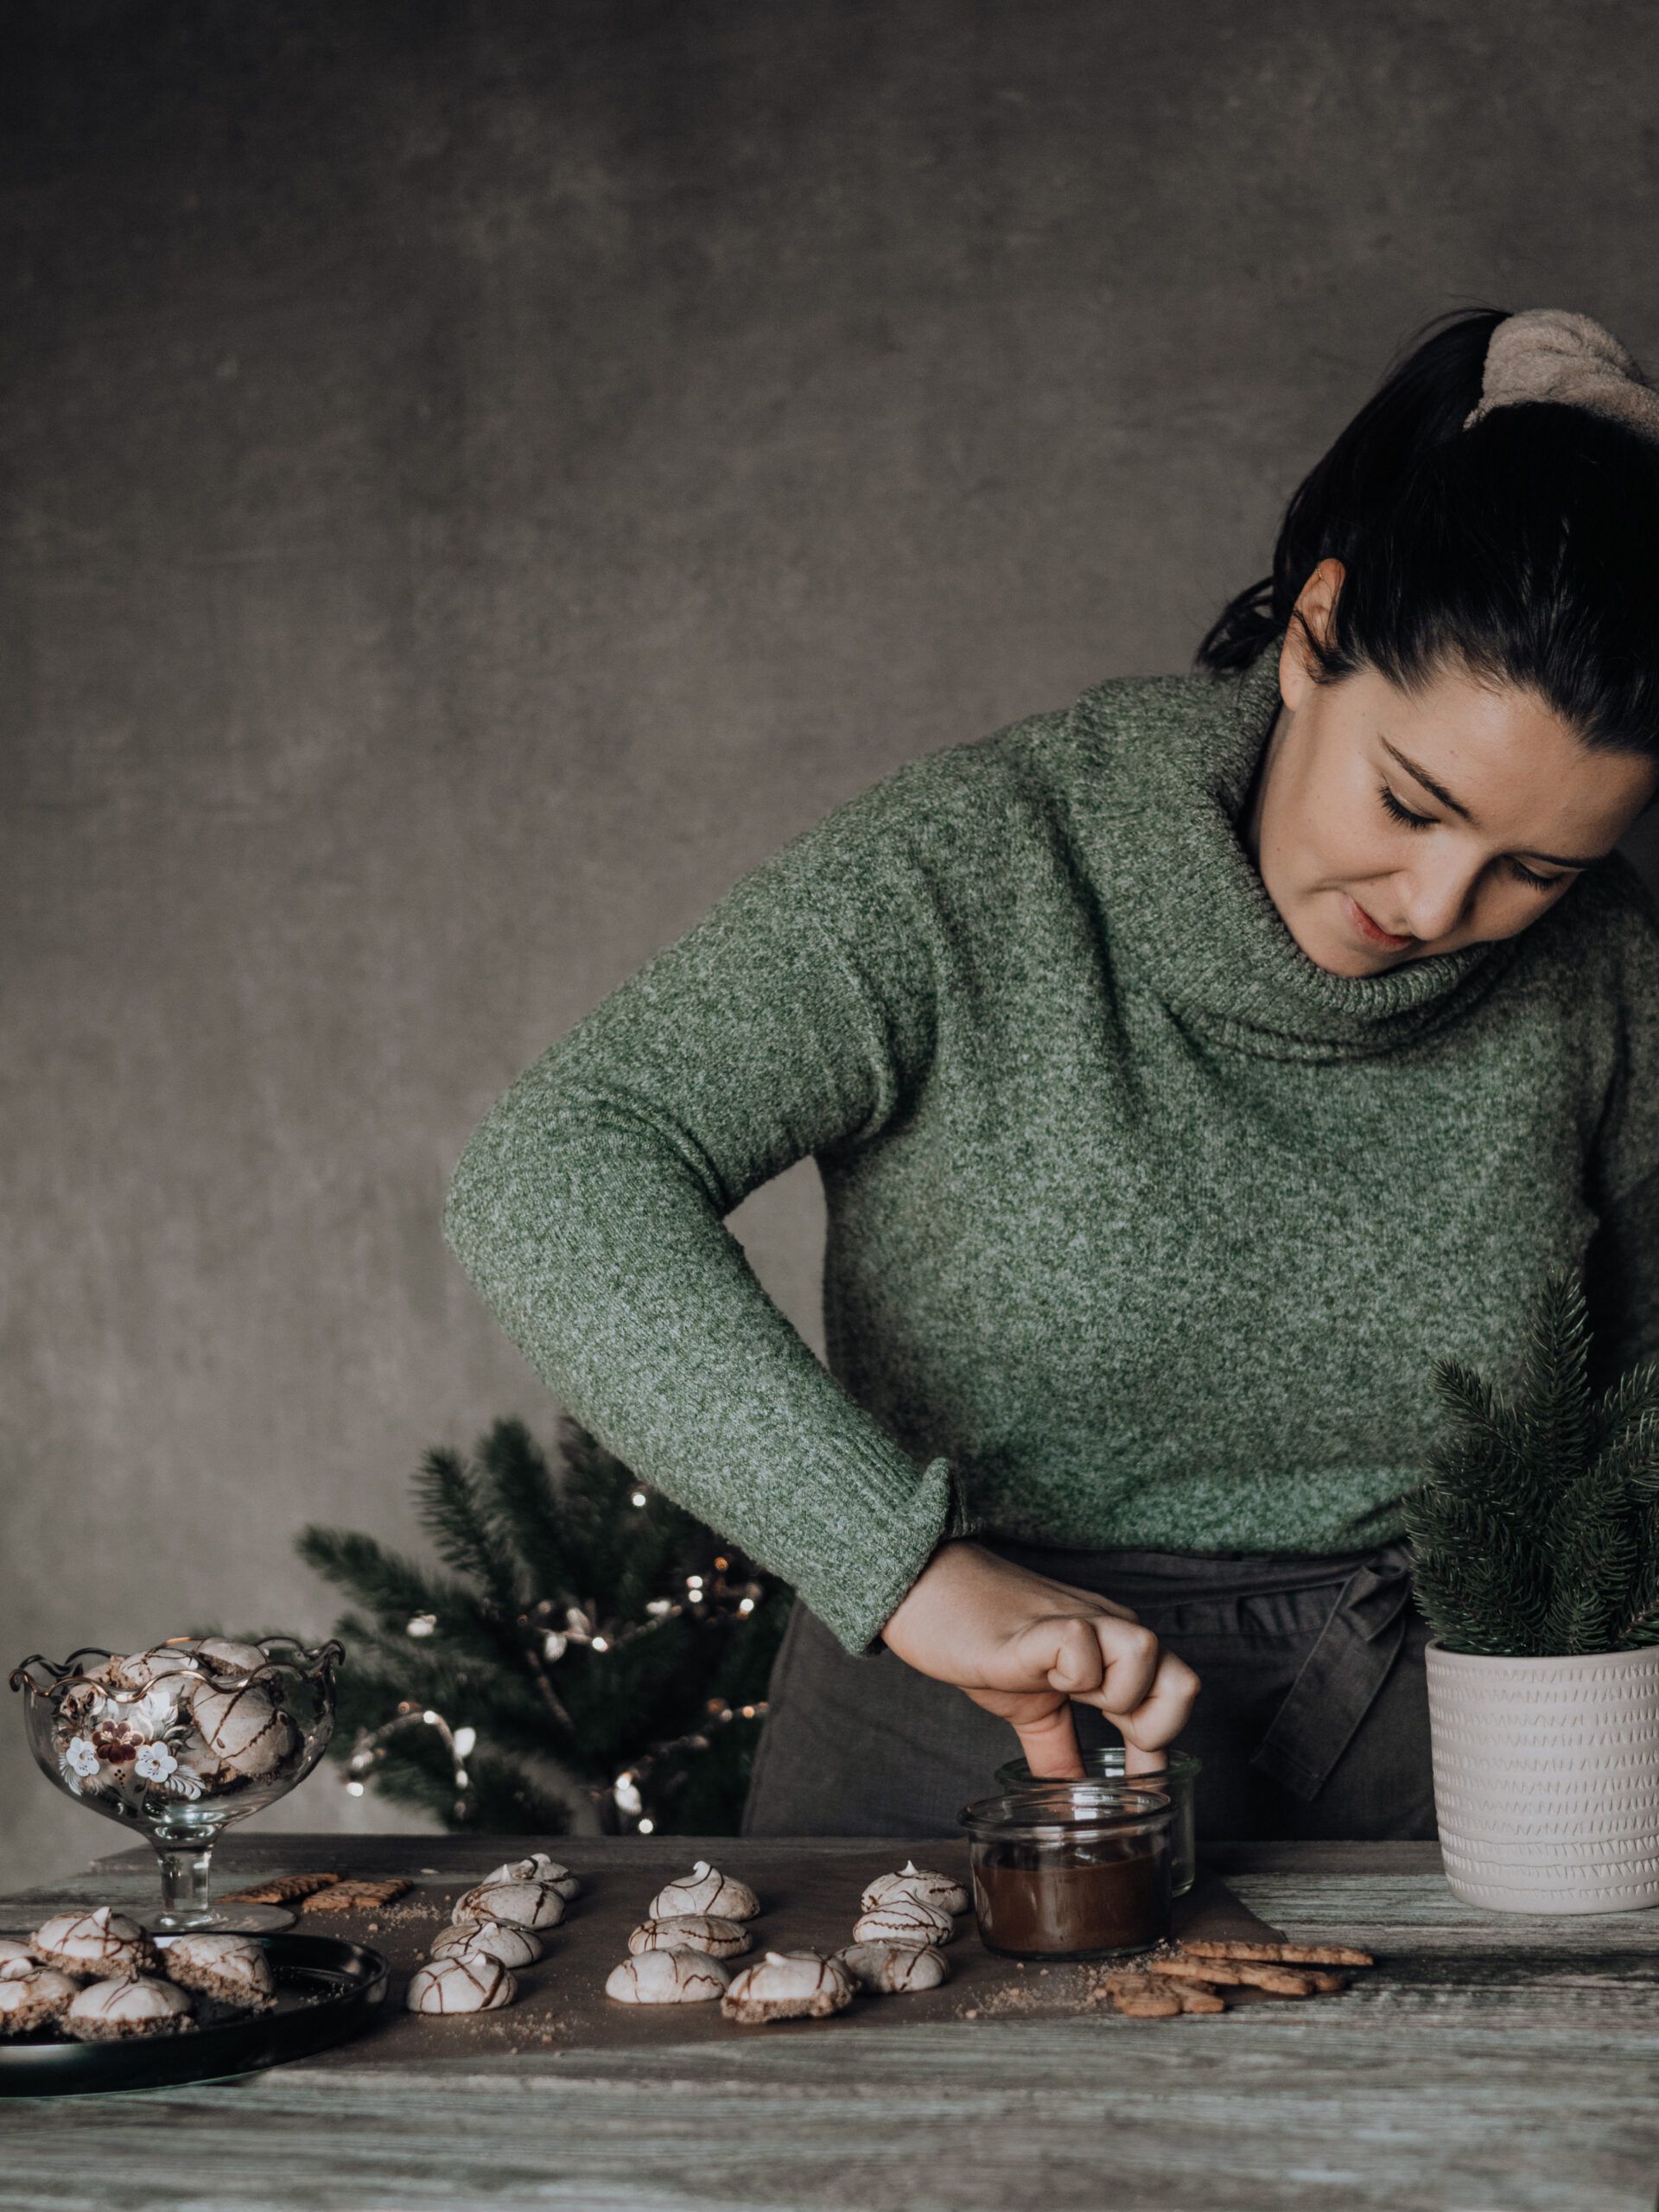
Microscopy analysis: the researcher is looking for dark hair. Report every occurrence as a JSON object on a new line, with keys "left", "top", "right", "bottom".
{"left": 1197, "top": 308, "right": 1659, "bottom": 766}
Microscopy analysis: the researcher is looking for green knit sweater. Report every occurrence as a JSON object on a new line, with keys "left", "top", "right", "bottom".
{"left": 444, "top": 652, "right": 1659, "bottom": 1653}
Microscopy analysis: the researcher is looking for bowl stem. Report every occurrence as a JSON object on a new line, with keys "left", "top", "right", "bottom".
{"left": 153, "top": 1839, "right": 215, "bottom": 1930}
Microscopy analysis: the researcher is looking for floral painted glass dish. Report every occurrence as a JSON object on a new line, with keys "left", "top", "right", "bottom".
{"left": 10, "top": 1637, "right": 343, "bottom": 1932}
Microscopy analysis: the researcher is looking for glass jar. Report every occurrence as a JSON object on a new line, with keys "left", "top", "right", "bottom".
{"left": 960, "top": 1783, "right": 1173, "bottom": 1962}
{"left": 995, "top": 1746, "right": 1201, "bottom": 1897}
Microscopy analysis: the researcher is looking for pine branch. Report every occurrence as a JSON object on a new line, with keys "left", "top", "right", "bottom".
{"left": 1407, "top": 1270, "right": 1659, "bottom": 1657}
{"left": 414, "top": 1446, "right": 523, "bottom": 1615}
{"left": 1516, "top": 1267, "right": 1594, "bottom": 1495}
{"left": 1611, "top": 1406, "right": 1659, "bottom": 1503}
{"left": 296, "top": 1527, "right": 472, "bottom": 1626}
{"left": 297, "top": 1413, "right": 793, "bottom": 1835}
{"left": 1541, "top": 1462, "right": 1637, "bottom": 1654}
{"left": 296, "top": 1529, "right": 524, "bottom": 1672}
{"left": 1618, "top": 1529, "right": 1659, "bottom": 1648}
{"left": 1406, "top": 1357, "right": 1553, "bottom": 1653}
{"left": 1592, "top": 1357, "right": 1659, "bottom": 1459}
{"left": 478, "top": 1419, "right": 574, "bottom": 1600}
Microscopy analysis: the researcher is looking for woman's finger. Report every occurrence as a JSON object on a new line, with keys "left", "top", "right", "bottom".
{"left": 1008, "top": 1698, "right": 1085, "bottom": 1781}
{"left": 1010, "top": 1614, "right": 1109, "bottom": 1697}
{"left": 1068, "top": 1614, "right": 1162, "bottom": 1718}
{"left": 1109, "top": 1649, "right": 1202, "bottom": 1752}
{"left": 1122, "top": 1738, "right": 1168, "bottom": 1778}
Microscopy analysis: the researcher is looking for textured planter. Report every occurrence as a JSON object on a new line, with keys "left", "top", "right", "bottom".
{"left": 1425, "top": 1639, "right": 1659, "bottom": 1914}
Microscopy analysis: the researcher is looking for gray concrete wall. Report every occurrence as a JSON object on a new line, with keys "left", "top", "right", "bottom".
{"left": 7, "top": 0, "right": 1659, "bottom": 1889}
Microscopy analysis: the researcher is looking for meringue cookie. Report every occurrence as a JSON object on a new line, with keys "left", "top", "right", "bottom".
{"left": 450, "top": 1878, "right": 566, "bottom": 1931}
{"left": 187, "top": 1677, "right": 299, "bottom": 1780}
{"left": 161, "top": 1933, "right": 276, "bottom": 2011}
{"left": 605, "top": 1948, "right": 730, "bottom": 2005}
{"left": 721, "top": 1949, "right": 855, "bottom": 2024}
{"left": 860, "top": 1861, "right": 969, "bottom": 1917}
{"left": 646, "top": 1860, "right": 760, "bottom": 1922}
{"left": 480, "top": 1853, "right": 580, "bottom": 1902}
{"left": 626, "top": 1913, "right": 752, "bottom": 1960}
{"left": 405, "top": 1955, "right": 517, "bottom": 2014}
{"left": 107, "top": 1643, "right": 203, "bottom": 1693}
{"left": 32, "top": 1906, "right": 159, "bottom": 1980}
{"left": 837, "top": 1941, "right": 950, "bottom": 1994}
{"left": 0, "top": 1967, "right": 81, "bottom": 2033}
{"left": 66, "top": 1974, "right": 194, "bottom": 2041}
{"left": 0, "top": 1939, "right": 40, "bottom": 1980}
{"left": 430, "top": 1920, "right": 543, "bottom": 1969}
{"left": 851, "top": 1896, "right": 955, "bottom": 1948}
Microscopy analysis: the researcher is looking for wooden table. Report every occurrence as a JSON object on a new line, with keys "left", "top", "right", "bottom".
{"left": 3, "top": 1833, "right": 1659, "bottom": 2210}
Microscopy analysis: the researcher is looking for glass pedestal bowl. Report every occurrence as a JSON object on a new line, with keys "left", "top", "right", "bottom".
{"left": 10, "top": 1636, "right": 343, "bottom": 1932}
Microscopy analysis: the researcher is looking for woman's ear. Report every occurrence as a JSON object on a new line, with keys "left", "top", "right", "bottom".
{"left": 1278, "top": 557, "right": 1346, "bottom": 710}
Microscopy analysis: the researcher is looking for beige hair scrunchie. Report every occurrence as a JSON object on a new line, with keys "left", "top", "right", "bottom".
{"left": 1465, "top": 308, "right": 1659, "bottom": 442}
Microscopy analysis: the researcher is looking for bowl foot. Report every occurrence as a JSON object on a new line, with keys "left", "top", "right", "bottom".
{"left": 143, "top": 1902, "right": 296, "bottom": 1935}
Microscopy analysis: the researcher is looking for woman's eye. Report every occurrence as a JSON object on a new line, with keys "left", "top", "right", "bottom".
{"left": 1381, "top": 785, "right": 1567, "bottom": 894}
{"left": 1379, "top": 785, "right": 1434, "bottom": 830}
{"left": 1510, "top": 860, "right": 1567, "bottom": 893}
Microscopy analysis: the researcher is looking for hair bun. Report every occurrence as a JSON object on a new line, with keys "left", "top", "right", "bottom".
{"left": 1465, "top": 308, "right": 1659, "bottom": 444}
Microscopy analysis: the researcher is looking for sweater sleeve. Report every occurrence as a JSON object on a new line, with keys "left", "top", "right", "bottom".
{"left": 442, "top": 790, "right": 967, "bottom": 1655}
{"left": 1585, "top": 868, "right": 1659, "bottom": 1382}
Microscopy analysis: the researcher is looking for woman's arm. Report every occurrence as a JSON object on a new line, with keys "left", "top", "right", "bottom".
{"left": 444, "top": 756, "right": 1195, "bottom": 1764}
{"left": 444, "top": 796, "right": 956, "bottom": 1656}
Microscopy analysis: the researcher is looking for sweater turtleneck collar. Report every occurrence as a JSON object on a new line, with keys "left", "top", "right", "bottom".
{"left": 1082, "top": 645, "right": 1519, "bottom": 1062}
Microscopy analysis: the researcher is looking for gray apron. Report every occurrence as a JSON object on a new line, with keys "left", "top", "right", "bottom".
{"left": 742, "top": 1537, "right": 1432, "bottom": 1841}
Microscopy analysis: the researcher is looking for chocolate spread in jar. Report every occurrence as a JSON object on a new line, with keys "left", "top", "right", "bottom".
{"left": 972, "top": 1840, "right": 1171, "bottom": 1961}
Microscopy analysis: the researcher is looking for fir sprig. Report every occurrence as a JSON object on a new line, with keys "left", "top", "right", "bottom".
{"left": 1404, "top": 1267, "right": 1659, "bottom": 1656}
{"left": 296, "top": 1415, "right": 791, "bottom": 1834}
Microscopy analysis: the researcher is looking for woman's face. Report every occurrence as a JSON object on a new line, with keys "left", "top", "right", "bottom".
{"left": 1242, "top": 563, "right": 1657, "bottom": 980}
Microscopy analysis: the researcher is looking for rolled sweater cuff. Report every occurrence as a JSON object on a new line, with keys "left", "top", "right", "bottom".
{"left": 802, "top": 1445, "right": 970, "bottom": 1655}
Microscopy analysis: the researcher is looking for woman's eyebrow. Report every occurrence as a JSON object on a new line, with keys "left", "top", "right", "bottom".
{"left": 1378, "top": 736, "right": 1599, "bottom": 868}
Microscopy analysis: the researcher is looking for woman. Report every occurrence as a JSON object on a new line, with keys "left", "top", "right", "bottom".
{"left": 446, "top": 308, "right": 1659, "bottom": 1842}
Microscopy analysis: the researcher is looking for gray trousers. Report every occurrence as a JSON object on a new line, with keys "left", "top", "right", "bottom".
{"left": 743, "top": 1538, "right": 1434, "bottom": 1841}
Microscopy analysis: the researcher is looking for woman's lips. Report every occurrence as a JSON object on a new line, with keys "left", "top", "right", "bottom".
{"left": 1345, "top": 894, "right": 1415, "bottom": 950}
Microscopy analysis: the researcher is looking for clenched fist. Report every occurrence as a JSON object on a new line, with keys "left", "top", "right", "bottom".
{"left": 880, "top": 1541, "right": 1200, "bottom": 1778}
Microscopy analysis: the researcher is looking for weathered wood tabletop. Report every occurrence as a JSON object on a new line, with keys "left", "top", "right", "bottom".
{"left": 3, "top": 1831, "right": 1659, "bottom": 2211}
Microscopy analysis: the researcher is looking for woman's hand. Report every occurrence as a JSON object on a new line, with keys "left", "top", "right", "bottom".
{"left": 880, "top": 1541, "right": 1200, "bottom": 1779}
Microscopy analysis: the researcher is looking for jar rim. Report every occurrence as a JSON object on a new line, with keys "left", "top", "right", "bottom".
{"left": 958, "top": 1783, "right": 1173, "bottom": 1838}
{"left": 994, "top": 1748, "right": 1202, "bottom": 1783}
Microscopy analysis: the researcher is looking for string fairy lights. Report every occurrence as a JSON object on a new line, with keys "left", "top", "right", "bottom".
{"left": 345, "top": 1701, "right": 474, "bottom": 1823}
{"left": 335, "top": 1499, "right": 777, "bottom": 1834}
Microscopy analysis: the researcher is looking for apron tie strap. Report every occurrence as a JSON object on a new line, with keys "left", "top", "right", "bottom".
{"left": 1247, "top": 1540, "right": 1416, "bottom": 1803}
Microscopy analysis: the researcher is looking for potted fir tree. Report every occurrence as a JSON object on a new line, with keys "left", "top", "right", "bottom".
{"left": 1406, "top": 1268, "right": 1659, "bottom": 1913}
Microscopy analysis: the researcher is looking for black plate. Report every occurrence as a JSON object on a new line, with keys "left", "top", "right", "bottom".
{"left": 0, "top": 1932, "right": 390, "bottom": 2097}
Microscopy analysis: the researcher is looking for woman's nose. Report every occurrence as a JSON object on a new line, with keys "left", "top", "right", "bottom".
{"left": 1400, "top": 866, "right": 1478, "bottom": 943}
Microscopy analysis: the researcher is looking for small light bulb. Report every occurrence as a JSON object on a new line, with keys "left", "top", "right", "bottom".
{"left": 454, "top": 1768, "right": 470, "bottom": 1789}
{"left": 630, "top": 1491, "right": 647, "bottom": 1508}
{"left": 346, "top": 1780, "right": 365, "bottom": 1796}
{"left": 637, "top": 1817, "right": 654, "bottom": 1834}
{"left": 453, "top": 1726, "right": 477, "bottom": 1758}
{"left": 591, "top": 1636, "right": 609, "bottom": 1653}
{"left": 423, "top": 1709, "right": 440, "bottom": 1725}
{"left": 738, "top": 1597, "right": 755, "bottom": 1613}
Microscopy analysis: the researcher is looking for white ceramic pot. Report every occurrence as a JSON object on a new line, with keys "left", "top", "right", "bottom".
{"left": 1425, "top": 1639, "right": 1659, "bottom": 1913}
